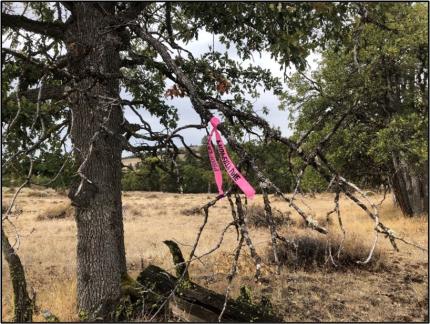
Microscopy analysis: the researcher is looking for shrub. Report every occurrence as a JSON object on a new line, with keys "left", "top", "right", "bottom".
{"left": 266, "top": 232, "right": 385, "bottom": 271}
{"left": 246, "top": 205, "right": 292, "bottom": 228}
{"left": 300, "top": 167, "right": 328, "bottom": 193}
{"left": 122, "top": 171, "right": 146, "bottom": 191}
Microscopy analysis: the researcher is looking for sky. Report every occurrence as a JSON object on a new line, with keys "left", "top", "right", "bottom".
{"left": 123, "top": 31, "right": 322, "bottom": 153}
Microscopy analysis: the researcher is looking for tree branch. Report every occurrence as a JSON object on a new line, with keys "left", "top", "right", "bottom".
{"left": 138, "top": 27, "right": 424, "bottom": 252}
{"left": 60, "top": 2, "right": 74, "bottom": 13}
{"left": 2, "top": 48, "right": 70, "bottom": 79}
{"left": 19, "top": 85, "right": 66, "bottom": 102}
{"left": 118, "top": 2, "right": 149, "bottom": 22}
{"left": 121, "top": 56, "right": 178, "bottom": 83}
{"left": 1, "top": 13, "right": 66, "bottom": 40}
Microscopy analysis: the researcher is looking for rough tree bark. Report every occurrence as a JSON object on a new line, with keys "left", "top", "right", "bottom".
{"left": 1, "top": 227, "right": 33, "bottom": 322}
{"left": 383, "top": 57, "right": 428, "bottom": 218}
{"left": 65, "top": 3, "right": 127, "bottom": 319}
{"left": 391, "top": 154, "right": 429, "bottom": 217}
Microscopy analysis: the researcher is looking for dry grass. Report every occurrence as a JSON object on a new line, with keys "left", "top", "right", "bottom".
{"left": 1, "top": 203, "right": 23, "bottom": 216}
{"left": 122, "top": 203, "right": 142, "bottom": 220}
{"left": 36, "top": 202, "right": 74, "bottom": 221}
{"left": 180, "top": 206, "right": 203, "bottom": 216}
{"left": 26, "top": 190, "right": 49, "bottom": 198}
{"left": 1, "top": 188, "right": 428, "bottom": 322}
{"left": 5, "top": 187, "right": 16, "bottom": 194}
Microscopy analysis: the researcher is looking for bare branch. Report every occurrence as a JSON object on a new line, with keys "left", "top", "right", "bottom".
{"left": 260, "top": 183, "right": 280, "bottom": 274}
{"left": 218, "top": 235, "right": 244, "bottom": 322}
{"left": 60, "top": 2, "right": 74, "bottom": 13}
{"left": 235, "top": 194, "right": 262, "bottom": 281}
{"left": 139, "top": 28, "right": 329, "bottom": 234}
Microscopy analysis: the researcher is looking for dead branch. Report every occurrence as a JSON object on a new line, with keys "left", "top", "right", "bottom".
{"left": 163, "top": 240, "right": 190, "bottom": 280}
{"left": 235, "top": 194, "right": 262, "bottom": 281}
{"left": 1, "top": 227, "right": 33, "bottom": 322}
{"left": 260, "top": 182, "right": 280, "bottom": 274}
{"left": 137, "top": 28, "right": 329, "bottom": 234}
{"left": 326, "top": 185, "right": 346, "bottom": 258}
{"left": 218, "top": 235, "right": 244, "bottom": 322}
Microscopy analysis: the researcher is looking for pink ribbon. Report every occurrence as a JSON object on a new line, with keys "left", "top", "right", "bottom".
{"left": 207, "top": 116, "right": 256, "bottom": 199}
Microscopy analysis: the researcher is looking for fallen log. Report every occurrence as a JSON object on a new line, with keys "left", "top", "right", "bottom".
{"left": 137, "top": 265, "right": 280, "bottom": 322}
{"left": 135, "top": 240, "right": 281, "bottom": 322}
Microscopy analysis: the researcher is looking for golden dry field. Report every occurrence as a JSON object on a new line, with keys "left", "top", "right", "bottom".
{"left": 1, "top": 188, "right": 428, "bottom": 322}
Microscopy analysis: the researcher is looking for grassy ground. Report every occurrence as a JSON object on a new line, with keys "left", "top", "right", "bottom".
{"left": 1, "top": 188, "right": 428, "bottom": 322}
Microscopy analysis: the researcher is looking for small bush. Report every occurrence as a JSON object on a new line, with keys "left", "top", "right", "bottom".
{"left": 266, "top": 232, "right": 385, "bottom": 271}
{"left": 246, "top": 205, "right": 292, "bottom": 228}
{"left": 181, "top": 207, "right": 202, "bottom": 216}
{"left": 37, "top": 202, "right": 74, "bottom": 221}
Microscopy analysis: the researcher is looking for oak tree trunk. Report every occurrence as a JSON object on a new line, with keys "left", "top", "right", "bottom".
{"left": 65, "top": 3, "right": 126, "bottom": 319}
{"left": 384, "top": 66, "right": 428, "bottom": 218}
{"left": 392, "top": 154, "right": 429, "bottom": 217}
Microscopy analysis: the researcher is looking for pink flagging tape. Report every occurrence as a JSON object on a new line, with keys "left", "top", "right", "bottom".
{"left": 207, "top": 116, "right": 256, "bottom": 199}
{"left": 207, "top": 126, "right": 224, "bottom": 196}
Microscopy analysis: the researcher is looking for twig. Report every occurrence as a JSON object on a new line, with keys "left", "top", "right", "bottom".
{"left": 218, "top": 235, "right": 244, "bottom": 322}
